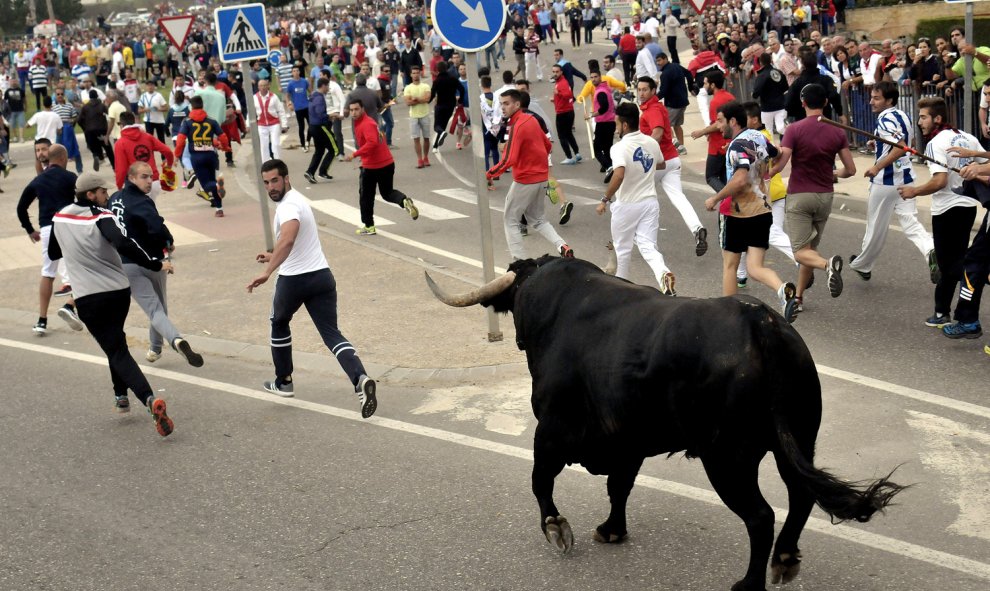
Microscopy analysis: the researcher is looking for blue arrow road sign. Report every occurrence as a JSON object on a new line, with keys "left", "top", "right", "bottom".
{"left": 268, "top": 50, "right": 282, "bottom": 67}
{"left": 215, "top": 3, "right": 269, "bottom": 63}
{"left": 430, "top": 0, "right": 507, "bottom": 52}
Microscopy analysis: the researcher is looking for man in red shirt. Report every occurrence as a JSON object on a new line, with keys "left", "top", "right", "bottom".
{"left": 690, "top": 70, "right": 734, "bottom": 192}
{"left": 343, "top": 99, "right": 419, "bottom": 235}
{"left": 113, "top": 110, "right": 174, "bottom": 199}
{"left": 551, "top": 64, "right": 581, "bottom": 164}
{"left": 637, "top": 76, "right": 708, "bottom": 256}
{"left": 618, "top": 27, "right": 637, "bottom": 85}
{"left": 487, "top": 89, "right": 572, "bottom": 260}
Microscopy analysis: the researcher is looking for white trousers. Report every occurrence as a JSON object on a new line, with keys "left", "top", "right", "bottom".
{"left": 738, "top": 199, "right": 795, "bottom": 279}
{"left": 697, "top": 87, "right": 711, "bottom": 126}
{"left": 525, "top": 52, "right": 544, "bottom": 81}
{"left": 610, "top": 199, "right": 670, "bottom": 286}
{"left": 504, "top": 181, "right": 565, "bottom": 260}
{"left": 655, "top": 157, "right": 702, "bottom": 234}
{"left": 849, "top": 183, "right": 934, "bottom": 273}
{"left": 761, "top": 110, "right": 787, "bottom": 136}
{"left": 259, "top": 124, "right": 282, "bottom": 162}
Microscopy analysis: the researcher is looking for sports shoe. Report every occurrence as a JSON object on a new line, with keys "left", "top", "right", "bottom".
{"left": 356, "top": 225, "right": 377, "bottom": 235}
{"left": 431, "top": 146, "right": 440, "bottom": 155}
{"left": 226, "top": 160, "right": 236, "bottom": 168}
{"left": 196, "top": 190, "right": 212, "bottom": 203}
{"left": 424, "top": 156, "right": 431, "bottom": 167}
{"left": 826, "top": 255, "right": 843, "bottom": 298}
{"left": 694, "top": 227, "right": 708, "bottom": 256}
{"left": 737, "top": 277, "right": 748, "bottom": 288}
{"left": 357, "top": 375, "right": 378, "bottom": 418}
{"left": 677, "top": 144, "right": 688, "bottom": 156}
{"left": 303, "top": 171, "right": 318, "bottom": 184}
{"left": 214, "top": 210, "right": 225, "bottom": 218}
{"left": 417, "top": 158, "right": 424, "bottom": 169}
{"left": 93, "top": 157, "right": 100, "bottom": 172}
{"left": 849, "top": 254, "right": 871, "bottom": 281}
{"left": 778, "top": 282, "right": 798, "bottom": 323}
{"left": 146, "top": 350, "right": 162, "bottom": 363}
{"left": 33, "top": 318, "right": 47, "bottom": 335}
{"left": 942, "top": 321, "right": 983, "bottom": 339}
{"left": 148, "top": 396, "right": 174, "bottom": 437}
{"left": 561, "top": 157, "right": 577, "bottom": 165}
{"left": 403, "top": 197, "right": 419, "bottom": 220}
{"left": 559, "top": 244, "right": 574, "bottom": 258}
{"left": 794, "top": 296, "right": 804, "bottom": 313}
{"left": 317, "top": 174, "right": 333, "bottom": 181}
{"left": 172, "top": 338, "right": 204, "bottom": 367}
{"left": 58, "top": 305, "right": 84, "bottom": 331}
{"left": 659, "top": 272, "right": 676, "bottom": 296}
{"left": 985, "top": 343, "right": 990, "bottom": 357}
{"left": 559, "top": 201, "right": 573, "bottom": 225}
{"left": 217, "top": 176, "right": 226, "bottom": 200}
{"left": 927, "top": 249, "right": 940, "bottom": 284}
{"left": 54, "top": 284, "right": 72, "bottom": 297}
{"left": 114, "top": 395, "right": 130, "bottom": 413}
{"left": 575, "top": 153, "right": 583, "bottom": 162}
{"left": 187, "top": 171, "right": 197, "bottom": 189}
{"left": 925, "top": 313, "right": 951, "bottom": 328}
{"left": 456, "top": 142, "right": 463, "bottom": 150}
{"left": 301, "top": 145, "right": 309, "bottom": 152}
{"left": 263, "top": 379, "right": 295, "bottom": 397}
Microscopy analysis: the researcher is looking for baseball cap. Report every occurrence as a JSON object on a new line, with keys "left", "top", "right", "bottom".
{"left": 76, "top": 171, "right": 110, "bottom": 193}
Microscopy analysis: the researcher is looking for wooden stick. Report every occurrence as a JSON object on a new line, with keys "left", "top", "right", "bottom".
{"left": 816, "top": 116, "right": 962, "bottom": 173}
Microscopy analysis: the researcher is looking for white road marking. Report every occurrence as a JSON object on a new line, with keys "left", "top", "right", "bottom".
{"left": 905, "top": 410, "right": 990, "bottom": 542}
{"left": 374, "top": 227, "right": 505, "bottom": 272}
{"left": 309, "top": 198, "right": 396, "bottom": 226}
{"left": 2, "top": 335, "right": 989, "bottom": 581}
{"left": 412, "top": 201, "right": 468, "bottom": 221}
{"left": 434, "top": 188, "right": 505, "bottom": 213}
{"left": 412, "top": 376, "right": 533, "bottom": 436}
{"left": 557, "top": 177, "right": 605, "bottom": 191}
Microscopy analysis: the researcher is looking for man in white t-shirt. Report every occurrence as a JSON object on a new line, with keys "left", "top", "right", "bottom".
{"left": 138, "top": 80, "right": 168, "bottom": 142}
{"left": 247, "top": 158, "right": 378, "bottom": 418}
{"left": 858, "top": 42, "right": 883, "bottom": 86}
{"left": 898, "top": 97, "right": 984, "bottom": 334}
{"left": 26, "top": 96, "right": 62, "bottom": 143}
{"left": 596, "top": 102, "right": 673, "bottom": 294}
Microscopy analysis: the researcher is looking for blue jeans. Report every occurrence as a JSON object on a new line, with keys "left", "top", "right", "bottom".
{"left": 381, "top": 108, "right": 394, "bottom": 145}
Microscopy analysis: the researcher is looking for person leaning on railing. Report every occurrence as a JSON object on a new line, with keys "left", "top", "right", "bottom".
{"left": 944, "top": 27, "right": 990, "bottom": 95}
{"left": 910, "top": 38, "right": 944, "bottom": 95}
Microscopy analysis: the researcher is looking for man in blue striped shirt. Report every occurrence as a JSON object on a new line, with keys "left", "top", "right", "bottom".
{"left": 850, "top": 81, "right": 937, "bottom": 283}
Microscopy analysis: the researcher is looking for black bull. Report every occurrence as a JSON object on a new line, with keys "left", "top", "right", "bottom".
{"left": 426, "top": 256, "right": 905, "bottom": 591}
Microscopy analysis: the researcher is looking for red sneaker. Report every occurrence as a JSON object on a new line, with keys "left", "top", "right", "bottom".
{"left": 559, "top": 244, "right": 574, "bottom": 258}
{"left": 416, "top": 158, "right": 424, "bottom": 169}
{"left": 424, "top": 156, "right": 431, "bottom": 167}
{"left": 215, "top": 210, "right": 225, "bottom": 218}
{"left": 149, "top": 397, "right": 174, "bottom": 437}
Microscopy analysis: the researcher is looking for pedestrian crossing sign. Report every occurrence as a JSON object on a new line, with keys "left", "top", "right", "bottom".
{"left": 214, "top": 3, "right": 269, "bottom": 63}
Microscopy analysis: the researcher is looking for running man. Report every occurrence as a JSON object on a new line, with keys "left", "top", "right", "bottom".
{"left": 48, "top": 172, "right": 175, "bottom": 436}
{"left": 247, "top": 159, "right": 378, "bottom": 419}
{"left": 596, "top": 102, "right": 675, "bottom": 295}
{"left": 173, "top": 95, "right": 230, "bottom": 217}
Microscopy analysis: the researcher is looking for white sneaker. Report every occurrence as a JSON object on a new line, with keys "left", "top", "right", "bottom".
{"left": 57, "top": 306, "right": 84, "bottom": 331}
{"left": 146, "top": 350, "right": 162, "bottom": 363}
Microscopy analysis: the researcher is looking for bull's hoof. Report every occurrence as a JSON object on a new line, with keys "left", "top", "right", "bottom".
{"left": 592, "top": 522, "right": 627, "bottom": 544}
{"left": 544, "top": 516, "right": 574, "bottom": 553}
{"left": 770, "top": 551, "right": 803, "bottom": 585}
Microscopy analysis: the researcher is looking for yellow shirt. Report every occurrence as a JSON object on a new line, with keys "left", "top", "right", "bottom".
{"left": 759, "top": 127, "right": 786, "bottom": 202}
{"left": 122, "top": 46, "right": 134, "bottom": 67}
{"left": 576, "top": 76, "right": 626, "bottom": 103}
{"left": 83, "top": 49, "right": 98, "bottom": 67}
{"left": 403, "top": 82, "right": 432, "bottom": 119}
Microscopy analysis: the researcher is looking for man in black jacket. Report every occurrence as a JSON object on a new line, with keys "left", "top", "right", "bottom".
{"left": 109, "top": 161, "right": 203, "bottom": 368}
{"left": 78, "top": 90, "right": 113, "bottom": 172}
{"left": 784, "top": 49, "right": 844, "bottom": 123}
{"left": 752, "top": 53, "right": 789, "bottom": 139}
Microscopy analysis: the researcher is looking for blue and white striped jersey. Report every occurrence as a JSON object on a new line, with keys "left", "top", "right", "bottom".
{"left": 873, "top": 107, "right": 914, "bottom": 186}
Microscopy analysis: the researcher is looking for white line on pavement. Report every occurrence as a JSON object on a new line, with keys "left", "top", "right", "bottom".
{"left": 433, "top": 188, "right": 505, "bottom": 213}
{"left": 309, "top": 198, "right": 396, "bottom": 226}
{"left": 2, "top": 336, "right": 988, "bottom": 582}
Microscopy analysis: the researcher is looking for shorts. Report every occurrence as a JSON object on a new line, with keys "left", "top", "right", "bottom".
{"left": 40, "top": 225, "right": 63, "bottom": 278}
{"left": 135, "top": 57, "right": 147, "bottom": 71}
{"left": 785, "top": 192, "right": 833, "bottom": 252}
{"left": 718, "top": 212, "right": 772, "bottom": 253}
{"left": 666, "top": 107, "right": 685, "bottom": 127}
{"left": 8, "top": 111, "right": 25, "bottom": 127}
{"left": 410, "top": 115, "right": 431, "bottom": 139}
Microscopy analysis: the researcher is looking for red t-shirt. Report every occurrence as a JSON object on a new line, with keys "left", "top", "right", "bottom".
{"left": 639, "top": 96, "right": 678, "bottom": 161}
{"left": 553, "top": 77, "right": 574, "bottom": 114}
{"left": 782, "top": 116, "right": 849, "bottom": 194}
{"left": 708, "top": 89, "right": 734, "bottom": 156}
{"left": 619, "top": 34, "right": 637, "bottom": 54}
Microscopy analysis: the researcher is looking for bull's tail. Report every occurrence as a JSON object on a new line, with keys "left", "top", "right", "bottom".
{"left": 775, "top": 427, "right": 906, "bottom": 523}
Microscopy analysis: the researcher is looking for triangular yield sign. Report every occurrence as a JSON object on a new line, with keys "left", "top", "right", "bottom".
{"left": 158, "top": 16, "right": 195, "bottom": 49}
{"left": 684, "top": 0, "right": 711, "bottom": 13}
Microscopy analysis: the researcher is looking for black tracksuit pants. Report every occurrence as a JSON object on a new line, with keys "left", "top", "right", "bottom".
{"left": 76, "top": 288, "right": 154, "bottom": 405}
{"left": 270, "top": 269, "right": 365, "bottom": 387}
{"left": 932, "top": 205, "right": 978, "bottom": 316}
{"left": 359, "top": 163, "right": 407, "bottom": 228}
{"left": 307, "top": 123, "right": 337, "bottom": 176}
{"left": 593, "top": 121, "right": 615, "bottom": 169}
{"left": 295, "top": 108, "right": 308, "bottom": 147}
{"left": 954, "top": 209, "right": 990, "bottom": 323}
{"left": 556, "top": 111, "right": 580, "bottom": 159}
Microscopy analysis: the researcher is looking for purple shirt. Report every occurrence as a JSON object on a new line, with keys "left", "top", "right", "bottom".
{"left": 782, "top": 116, "right": 849, "bottom": 194}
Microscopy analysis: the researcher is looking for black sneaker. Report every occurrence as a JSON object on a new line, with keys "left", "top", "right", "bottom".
{"left": 942, "top": 321, "right": 983, "bottom": 339}
{"left": 172, "top": 338, "right": 204, "bottom": 368}
{"left": 849, "top": 254, "right": 871, "bottom": 281}
{"left": 927, "top": 249, "right": 940, "bottom": 284}
{"left": 58, "top": 305, "right": 84, "bottom": 331}
{"left": 778, "top": 282, "right": 798, "bottom": 323}
{"left": 559, "top": 201, "right": 573, "bottom": 225}
{"left": 826, "top": 255, "right": 843, "bottom": 298}
{"left": 54, "top": 284, "right": 72, "bottom": 297}
{"left": 93, "top": 157, "right": 100, "bottom": 172}
{"left": 357, "top": 375, "right": 377, "bottom": 418}
{"left": 263, "top": 380, "right": 294, "bottom": 397}
{"left": 187, "top": 172, "right": 197, "bottom": 189}
{"left": 694, "top": 227, "right": 708, "bottom": 256}
{"left": 925, "top": 313, "right": 951, "bottom": 328}
{"left": 303, "top": 171, "right": 317, "bottom": 184}
{"left": 317, "top": 174, "right": 333, "bottom": 181}
{"left": 33, "top": 318, "right": 47, "bottom": 335}
{"left": 737, "top": 277, "right": 747, "bottom": 289}
{"left": 603, "top": 166, "right": 614, "bottom": 184}
{"left": 114, "top": 395, "right": 130, "bottom": 413}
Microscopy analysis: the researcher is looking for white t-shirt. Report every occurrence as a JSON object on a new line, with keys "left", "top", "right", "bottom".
{"left": 861, "top": 52, "right": 883, "bottom": 86}
{"left": 27, "top": 111, "right": 62, "bottom": 142}
{"left": 139, "top": 91, "right": 167, "bottom": 124}
{"left": 274, "top": 189, "right": 329, "bottom": 276}
{"left": 609, "top": 131, "right": 662, "bottom": 203}
{"left": 925, "top": 129, "right": 983, "bottom": 216}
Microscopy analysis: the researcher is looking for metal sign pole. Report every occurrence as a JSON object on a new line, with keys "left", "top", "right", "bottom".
{"left": 964, "top": 2, "right": 974, "bottom": 135}
{"left": 247, "top": 94, "right": 275, "bottom": 251}
{"left": 466, "top": 55, "right": 502, "bottom": 342}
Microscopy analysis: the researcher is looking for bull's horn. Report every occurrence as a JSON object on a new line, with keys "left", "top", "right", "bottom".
{"left": 425, "top": 271, "right": 517, "bottom": 307}
{"left": 603, "top": 241, "right": 617, "bottom": 276}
